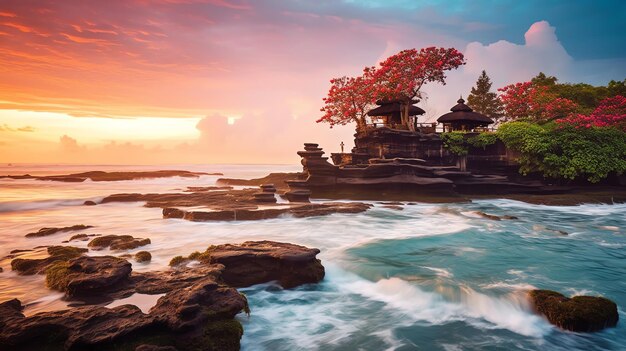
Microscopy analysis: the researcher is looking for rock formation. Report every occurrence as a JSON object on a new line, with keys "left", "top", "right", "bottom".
{"left": 528, "top": 289, "right": 619, "bottom": 332}
{"left": 0, "top": 241, "right": 325, "bottom": 351}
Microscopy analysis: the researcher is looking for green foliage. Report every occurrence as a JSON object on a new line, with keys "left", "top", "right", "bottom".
{"left": 467, "top": 132, "right": 497, "bottom": 149}
{"left": 497, "top": 122, "right": 626, "bottom": 182}
{"left": 440, "top": 131, "right": 468, "bottom": 156}
{"left": 441, "top": 131, "right": 498, "bottom": 155}
{"left": 531, "top": 73, "right": 626, "bottom": 114}
{"left": 467, "top": 70, "right": 504, "bottom": 120}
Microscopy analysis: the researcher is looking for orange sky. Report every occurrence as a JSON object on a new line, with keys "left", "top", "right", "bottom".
{"left": 0, "top": 1, "right": 622, "bottom": 165}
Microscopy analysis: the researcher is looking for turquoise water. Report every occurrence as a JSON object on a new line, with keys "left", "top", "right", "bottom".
{"left": 239, "top": 200, "right": 626, "bottom": 350}
{"left": 0, "top": 164, "right": 624, "bottom": 350}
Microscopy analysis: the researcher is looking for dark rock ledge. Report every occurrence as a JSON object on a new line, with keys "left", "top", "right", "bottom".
{"left": 99, "top": 187, "right": 372, "bottom": 222}
{"left": 529, "top": 289, "right": 619, "bottom": 332}
{"left": 0, "top": 241, "right": 325, "bottom": 351}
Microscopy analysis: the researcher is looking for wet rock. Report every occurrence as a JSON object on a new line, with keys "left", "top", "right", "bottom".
{"left": 68, "top": 233, "right": 99, "bottom": 242}
{"left": 10, "top": 246, "right": 88, "bottom": 275}
{"left": 46, "top": 256, "right": 132, "bottom": 296}
{"left": 25, "top": 224, "right": 93, "bottom": 238}
{"left": 0, "top": 300, "right": 153, "bottom": 350}
{"left": 502, "top": 215, "right": 518, "bottom": 220}
{"left": 194, "top": 241, "right": 325, "bottom": 288}
{"left": 185, "top": 186, "right": 233, "bottom": 192}
{"left": 260, "top": 184, "right": 277, "bottom": 193}
{"left": 382, "top": 205, "right": 403, "bottom": 211}
{"left": 1, "top": 240, "right": 325, "bottom": 350}
{"left": 84, "top": 200, "right": 97, "bottom": 206}
{"left": 163, "top": 208, "right": 185, "bottom": 219}
{"left": 217, "top": 172, "right": 304, "bottom": 190}
{"left": 284, "top": 190, "right": 311, "bottom": 203}
{"left": 473, "top": 211, "right": 501, "bottom": 221}
{"left": 178, "top": 202, "right": 371, "bottom": 222}
{"left": 135, "top": 251, "right": 152, "bottom": 263}
{"left": 88, "top": 235, "right": 151, "bottom": 250}
{"left": 252, "top": 192, "right": 277, "bottom": 203}
{"left": 151, "top": 278, "right": 246, "bottom": 332}
{"left": 529, "top": 289, "right": 619, "bottom": 332}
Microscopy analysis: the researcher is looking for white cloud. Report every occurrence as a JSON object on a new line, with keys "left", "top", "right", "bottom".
{"left": 420, "top": 20, "right": 575, "bottom": 122}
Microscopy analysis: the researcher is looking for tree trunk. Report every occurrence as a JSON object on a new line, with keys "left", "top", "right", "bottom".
{"left": 404, "top": 103, "right": 415, "bottom": 131}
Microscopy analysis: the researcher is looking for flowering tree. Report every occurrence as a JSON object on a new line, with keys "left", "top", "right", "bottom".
{"left": 557, "top": 95, "right": 626, "bottom": 131}
{"left": 317, "top": 67, "right": 377, "bottom": 131}
{"left": 498, "top": 81, "right": 578, "bottom": 122}
{"left": 373, "top": 47, "right": 465, "bottom": 130}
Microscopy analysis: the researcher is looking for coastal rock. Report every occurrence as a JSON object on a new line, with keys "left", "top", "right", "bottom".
{"left": 151, "top": 278, "right": 246, "bottom": 331}
{"left": 2, "top": 170, "right": 216, "bottom": 183}
{"left": 10, "top": 246, "right": 88, "bottom": 275}
{"left": 68, "top": 233, "right": 99, "bottom": 242}
{"left": 0, "top": 300, "right": 153, "bottom": 350}
{"left": 84, "top": 200, "right": 97, "bottom": 206}
{"left": 199, "top": 241, "right": 325, "bottom": 288}
{"left": 178, "top": 202, "right": 371, "bottom": 222}
{"left": 135, "top": 251, "right": 152, "bottom": 263}
{"left": 25, "top": 224, "right": 93, "bottom": 238}
{"left": 528, "top": 289, "right": 619, "bottom": 332}
{"left": 88, "top": 235, "right": 151, "bottom": 250}
{"left": 217, "top": 172, "right": 304, "bottom": 190}
{"left": 46, "top": 256, "right": 132, "bottom": 296}
{"left": 163, "top": 208, "right": 186, "bottom": 219}
{"left": 283, "top": 189, "right": 311, "bottom": 203}
{"left": 1, "top": 240, "right": 325, "bottom": 350}
{"left": 185, "top": 186, "right": 233, "bottom": 192}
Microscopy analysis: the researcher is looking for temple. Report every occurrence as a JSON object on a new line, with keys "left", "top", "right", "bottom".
{"left": 437, "top": 97, "right": 494, "bottom": 132}
{"left": 285, "top": 97, "right": 540, "bottom": 200}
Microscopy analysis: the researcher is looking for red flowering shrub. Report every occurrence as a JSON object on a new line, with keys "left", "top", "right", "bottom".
{"left": 557, "top": 95, "right": 626, "bottom": 131}
{"left": 498, "top": 82, "right": 578, "bottom": 122}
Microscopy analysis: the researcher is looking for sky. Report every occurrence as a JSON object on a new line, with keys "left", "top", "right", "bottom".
{"left": 0, "top": 0, "right": 624, "bottom": 165}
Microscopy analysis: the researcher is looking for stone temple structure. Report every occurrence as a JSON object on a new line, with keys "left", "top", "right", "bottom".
{"left": 285, "top": 98, "right": 549, "bottom": 200}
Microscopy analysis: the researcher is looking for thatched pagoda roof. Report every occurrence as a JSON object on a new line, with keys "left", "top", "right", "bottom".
{"left": 437, "top": 98, "right": 494, "bottom": 124}
{"left": 367, "top": 99, "right": 425, "bottom": 117}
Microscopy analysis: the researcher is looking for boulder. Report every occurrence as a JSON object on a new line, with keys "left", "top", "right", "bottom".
{"left": 84, "top": 200, "right": 97, "bottom": 206}
{"left": 163, "top": 208, "right": 185, "bottom": 219}
{"left": 135, "top": 251, "right": 152, "bottom": 263}
{"left": 46, "top": 256, "right": 132, "bottom": 296}
{"left": 201, "top": 241, "right": 325, "bottom": 288}
{"left": 529, "top": 289, "right": 619, "bottom": 332}
{"left": 10, "top": 246, "right": 88, "bottom": 275}
{"left": 88, "top": 235, "right": 151, "bottom": 250}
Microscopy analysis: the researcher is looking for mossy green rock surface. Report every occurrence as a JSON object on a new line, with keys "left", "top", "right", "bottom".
{"left": 529, "top": 289, "right": 619, "bottom": 332}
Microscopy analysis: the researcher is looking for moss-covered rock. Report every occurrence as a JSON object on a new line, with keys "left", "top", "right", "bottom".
{"left": 169, "top": 256, "right": 187, "bottom": 267}
{"left": 180, "top": 320, "right": 243, "bottom": 351}
{"left": 45, "top": 261, "right": 71, "bottom": 291}
{"left": 89, "top": 235, "right": 151, "bottom": 251}
{"left": 135, "top": 251, "right": 152, "bottom": 263}
{"left": 25, "top": 225, "right": 93, "bottom": 238}
{"left": 529, "top": 289, "right": 619, "bottom": 332}
{"left": 10, "top": 246, "right": 87, "bottom": 275}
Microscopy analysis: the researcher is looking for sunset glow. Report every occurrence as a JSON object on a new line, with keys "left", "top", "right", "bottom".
{"left": 0, "top": 0, "right": 624, "bottom": 164}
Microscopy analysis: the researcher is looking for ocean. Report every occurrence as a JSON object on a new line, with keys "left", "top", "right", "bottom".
{"left": 1, "top": 164, "right": 624, "bottom": 350}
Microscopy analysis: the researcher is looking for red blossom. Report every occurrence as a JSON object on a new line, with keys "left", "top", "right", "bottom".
{"left": 498, "top": 81, "right": 578, "bottom": 122}
{"left": 556, "top": 95, "right": 626, "bottom": 131}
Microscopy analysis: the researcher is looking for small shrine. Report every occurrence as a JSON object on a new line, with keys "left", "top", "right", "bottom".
{"left": 437, "top": 97, "right": 494, "bottom": 132}
{"left": 367, "top": 99, "right": 425, "bottom": 129}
